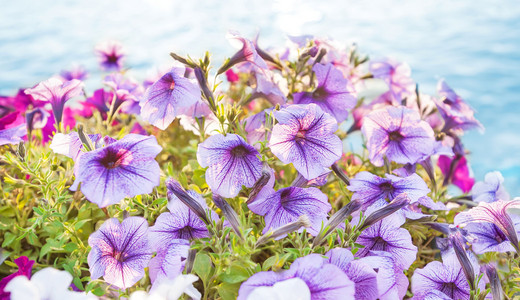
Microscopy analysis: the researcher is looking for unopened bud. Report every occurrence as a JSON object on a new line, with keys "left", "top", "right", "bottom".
{"left": 256, "top": 215, "right": 311, "bottom": 247}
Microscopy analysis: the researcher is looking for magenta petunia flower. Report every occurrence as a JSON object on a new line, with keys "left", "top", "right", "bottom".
{"left": 238, "top": 254, "right": 355, "bottom": 300}
{"left": 197, "top": 133, "right": 262, "bottom": 198}
{"left": 362, "top": 105, "right": 435, "bottom": 167}
{"left": 0, "top": 256, "right": 34, "bottom": 300}
{"left": 325, "top": 248, "right": 378, "bottom": 300}
{"left": 140, "top": 68, "right": 200, "bottom": 130}
{"left": 369, "top": 58, "right": 414, "bottom": 100}
{"left": 437, "top": 154, "right": 475, "bottom": 193}
{"left": 25, "top": 77, "right": 84, "bottom": 128}
{"left": 269, "top": 104, "right": 342, "bottom": 180}
{"left": 248, "top": 186, "right": 331, "bottom": 236}
{"left": 355, "top": 210, "right": 418, "bottom": 271}
{"left": 70, "top": 134, "right": 162, "bottom": 207}
{"left": 293, "top": 63, "right": 357, "bottom": 123}
{"left": 81, "top": 89, "right": 111, "bottom": 119}
{"left": 435, "top": 79, "right": 483, "bottom": 133}
{"left": 96, "top": 41, "right": 125, "bottom": 71}
{"left": 88, "top": 217, "right": 152, "bottom": 289}
{"left": 348, "top": 171, "right": 431, "bottom": 210}
{"left": 471, "top": 171, "right": 510, "bottom": 203}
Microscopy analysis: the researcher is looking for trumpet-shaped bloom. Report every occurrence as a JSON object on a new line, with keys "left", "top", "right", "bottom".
{"left": 25, "top": 77, "right": 84, "bottom": 126}
{"left": 5, "top": 267, "right": 96, "bottom": 300}
{"left": 248, "top": 186, "right": 331, "bottom": 236}
{"left": 412, "top": 261, "right": 471, "bottom": 300}
{"left": 355, "top": 212, "right": 417, "bottom": 270}
{"left": 140, "top": 68, "right": 200, "bottom": 130}
{"left": 150, "top": 188, "right": 218, "bottom": 243}
{"left": 369, "top": 58, "right": 414, "bottom": 100}
{"left": 465, "top": 221, "right": 518, "bottom": 254}
{"left": 347, "top": 171, "right": 431, "bottom": 209}
{"left": 293, "top": 63, "right": 356, "bottom": 123}
{"left": 325, "top": 248, "right": 378, "bottom": 300}
{"left": 269, "top": 104, "right": 342, "bottom": 180}
{"left": 362, "top": 106, "right": 435, "bottom": 167}
{"left": 471, "top": 171, "right": 510, "bottom": 203}
{"left": 96, "top": 41, "right": 125, "bottom": 71}
{"left": 435, "top": 79, "right": 483, "bottom": 133}
{"left": 238, "top": 254, "right": 355, "bottom": 300}
{"left": 0, "top": 256, "right": 34, "bottom": 300}
{"left": 70, "top": 134, "right": 162, "bottom": 208}
{"left": 197, "top": 133, "right": 262, "bottom": 198}
{"left": 219, "top": 31, "right": 268, "bottom": 73}
{"left": 88, "top": 217, "right": 152, "bottom": 290}
{"left": 148, "top": 239, "right": 190, "bottom": 289}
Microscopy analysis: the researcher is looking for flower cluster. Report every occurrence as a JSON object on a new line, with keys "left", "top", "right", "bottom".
{"left": 1, "top": 33, "right": 518, "bottom": 300}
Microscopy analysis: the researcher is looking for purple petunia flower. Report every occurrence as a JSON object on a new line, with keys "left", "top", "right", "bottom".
{"left": 148, "top": 239, "right": 190, "bottom": 289}
{"left": 96, "top": 41, "right": 125, "bottom": 71}
{"left": 88, "top": 217, "right": 152, "bottom": 289}
{"left": 435, "top": 79, "right": 483, "bottom": 133}
{"left": 238, "top": 254, "right": 355, "bottom": 300}
{"left": 70, "top": 134, "right": 162, "bottom": 207}
{"left": 218, "top": 31, "right": 268, "bottom": 74}
{"left": 293, "top": 63, "right": 357, "bottom": 123}
{"left": 269, "top": 104, "right": 342, "bottom": 180}
{"left": 50, "top": 132, "right": 103, "bottom": 162}
{"left": 472, "top": 171, "right": 510, "bottom": 203}
{"left": 25, "top": 77, "right": 84, "bottom": 128}
{"left": 197, "top": 133, "right": 262, "bottom": 198}
{"left": 369, "top": 58, "right": 414, "bottom": 101}
{"left": 454, "top": 199, "right": 520, "bottom": 253}
{"left": 465, "top": 216, "right": 520, "bottom": 254}
{"left": 325, "top": 248, "right": 378, "bottom": 300}
{"left": 248, "top": 186, "right": 331, "bottom": 236}
{"left": 355, "top": 209, "right": 418, "bottom": 270}
{"left": 0, "top": 124, "right": 26, "bottom": 146}
{"left": 252, "top": 70, "right": 287, "bottom": 106}
{"left": 60, "top": 65, "right": 88, "bottom": 81}
{"left": 362, "top": 105, "right": 435, "bottom": 167}
{"left": 150, "top": 188, "right": 218, "bottom": 242}
{"left": 103, "top": 73, "right": 143, "bottom": 115}
{"left": 411, "top": 260, "right": 471, "bottom": 300}
{"left": 347, "top": 171, "right": 431, "bottom": 210}
{"left": 140, "top": 68, "right": 200, "bottom": 130}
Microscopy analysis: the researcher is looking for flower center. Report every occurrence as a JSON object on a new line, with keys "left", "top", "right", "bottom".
{"left": 440, "top": 282, "right": 457, "bottom": 298}
{"left": 99, "top": 148, "right": 132, "bottom": 169}
{"left": 107, "top": 53, "right": 119, "bottom": 64}
{"left": 370, "top": 236, "right": 389, "bottom": 251}
{"left": 169, "top": 79, "right": 176, "bottom": 90}
{"left": 378, "top": 182, "right": 395, "bottom": 195}
{"left": 230, "top": 145, "right": 249, "bottom": 158}
{"left": 312, "top": 87, "right": 328, "bottom": 100}
{"left": 113, "top": 251, "right": 124, "bottom": 262}
{"left": 495, "top": 225, "right": 507, "bottom": 243}
{"left": 388, "top": 130, "right": 404, "bottom": 142}
{"left": 295, "top": 130, "right": 306, "bottom": 142}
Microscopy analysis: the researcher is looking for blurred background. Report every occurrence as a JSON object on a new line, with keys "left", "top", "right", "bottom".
{"left": 1, "top": 0, "right": 519, "bottom": 195}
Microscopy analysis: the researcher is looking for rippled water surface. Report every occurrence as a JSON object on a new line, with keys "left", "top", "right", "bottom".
{"left": 1, "top": 0, "right": 519, "bottom": 194}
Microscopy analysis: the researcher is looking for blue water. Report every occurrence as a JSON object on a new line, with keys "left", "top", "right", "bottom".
{"left": 1, "top": 0, "right": 519, "bottom": 195}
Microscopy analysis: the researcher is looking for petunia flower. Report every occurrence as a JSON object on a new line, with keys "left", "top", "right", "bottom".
{"left": 411, "top": 260, "right": 472, "bottom": 300}
{"left": 217, "top": 31, "right": 268, "bottom": 74}
{"left": 347, "top": 171, "right": 431, "bottom": 210}
{"left": 238, "top": 254, "right": 355, "bottom": 300}
{"left": 150, "top": 186, "right": 219, "bottom": 242}
{"left": 60, "top": 65, "right": 88, "bottom": 81}
{"left": 369, "top": 58, "right": 415, "bottom": 101}
{"left": 128, "top": 274, "right": 201, "bottom": 300}
{"left": 361, "top": 105, "right": 435, "bottom": 167}
{"left": 435, "top": 79, "right": 483, "bottom": 133}
{"left": 0, "top": 256, "right": 34, "bottom": 300}
{"left": 465, "top": 220, "right": 519, "bottom": 254}
{"left": 438, "top": 154, "right": 475, "bottom": 193}
{"left": 81, "top": 89, "right": 111, "bottom": 119}
{"left": 325, "top": 248, "right": 378, "bottom": 300}
{"left": 140, "top": 67, "right": 200, "bottom": 130}
{"left": 251, "top": 70, "right": 287, "bottom": 106}
{"left": 197, "top": 133, "right": 262, "bottom": 198}
{"left": 293, "top": 63, "right": 357, "bottom": 123}
{"left": 0, "top": 124, "right": 26, "bottom": 146}
{"left": 103, "top": 73, "right": 143, "bottom": 115}
{"left": 471, "top": 171, "right": 510, "bottom": 203}
{"left": 70, "top": 134, "right": 162, "bottom": 208}
{"left": 5, "top": 267, "right": 96, "bottom": 300}
{"left": 88, "top": 217, "right": 152, "bottom": 289}
{"left": 148, "top": 239, "right": 190, "bottom": 289}
{"left": 454, "top": 199, "right": 520, "bottom": 253}
{"left": 95, "top": 41, "right": 125, "bottom": 71}
{"left": 269, "top": 104, "right": 342, "bottom": 180}
{"left": 248, "top": 186, "right": 331, "bottom": 236}
{"left": 355, "top": 209, "right": 418, "bottom": 270}
{"left": 25, "top": 77, "right": 84, "bottom": 128}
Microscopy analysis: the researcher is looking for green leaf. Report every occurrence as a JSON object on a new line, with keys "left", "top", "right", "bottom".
{"left": 39, "top": 243, "right": 52, "bottom": 260}
{"left": 218, "top": 265, "right": 250, "bottom": 284}
{"left": 73, "top": 276, "right": 84, "bottom": 290}
{"left": 74, "top": 219, "right": 91, "bottom": 231}
{"left": 218, "top": 282, "right": 241, "bottom": 300}
{"left": 2, "top": 232, "right": 16, "bottom": 248}
{"left": 193, "top": 253, "right": 213, "bottom": 283}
